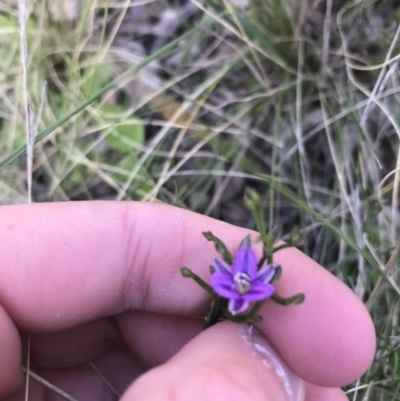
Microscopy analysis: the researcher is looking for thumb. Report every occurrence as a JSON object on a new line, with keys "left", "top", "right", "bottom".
{"left": 121, "top": 321, "right": 304, "bottom": 401}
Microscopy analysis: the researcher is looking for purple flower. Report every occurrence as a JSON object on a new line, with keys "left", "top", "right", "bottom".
{"left": 210, "top": 247, "right": 275, "bottom": 315}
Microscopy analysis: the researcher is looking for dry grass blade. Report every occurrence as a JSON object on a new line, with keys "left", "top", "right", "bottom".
{"left": 24, "top": 337, "right": 30, "bottom": 401}
{"left": 360, "top": 24, "right": 400, "bottom": 126}
{"left": 320, "top": 0, "right": 332, "bottom": 85}
{"left": 89, "top": 362, "right": 121, "bottom": 398}
{"left": 17, "top": 1, "right": 33, "bottom": 400}
{"left": 365, "top": 241, "right": 400, "bottom": 310}
{"left": 17, "top": 0, "right": 31, "bottom": 201}
{"left": 22, "top": 367, "right": 81, "bottom": 401}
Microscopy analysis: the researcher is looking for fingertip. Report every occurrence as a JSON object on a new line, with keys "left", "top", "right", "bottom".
{"left": 338, "top": 294, "right": 376, "bottom": 384}
{"left": 305, "top": 383, "right": 349, "bottom": 401}
{"left": 122, "top": 322, "right": 304, "bottom": 401}
{"left": 260, "top": 248, "right": 376, "bottom": 386}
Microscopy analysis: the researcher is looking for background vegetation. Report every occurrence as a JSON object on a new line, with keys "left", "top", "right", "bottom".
{"left": 1, "top": 0, "right": 400, "bottom": 399}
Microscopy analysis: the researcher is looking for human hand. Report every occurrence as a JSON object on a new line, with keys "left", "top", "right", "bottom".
{"left": 0, "top": 202, "right": 375, "bottom": 401}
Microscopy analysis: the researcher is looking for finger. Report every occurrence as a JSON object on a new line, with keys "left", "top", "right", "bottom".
{"left": 122, "top": 321, "right": 305, "bottom": 401}
{"left": 26, "top": 313, "right": 200, "bottom": 370}
{"left": 0, "top": 305, "right": 22, "bottom": 398}
{"left": 0, "top": 202, "right": 226, "bottom": 329}
{"left": 305, "top": 383, "right": 349, "bottom": 401}
{"left": 258, "top": 246, "right": 376, "bottom": 386}
{"left": 29, "top": 319, "right": 120, "bottom": 368}
{"left": 39, "top": 346, "right": 142, "bottom": 401}
{"left": 0, "top": 202, "right": 374, "bottom": 387}
{"left": 9, "top": 346, "right": 142, "bottom": 401}
{"left": 30, "top": 317, "right": 346, "bottom": 401}
{"left": 116, "top": 311, "right": 203, "bottom": 368}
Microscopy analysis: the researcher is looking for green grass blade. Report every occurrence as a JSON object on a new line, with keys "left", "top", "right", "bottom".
{"left": 256, "top": 173, "right": 386, "bottom": 276}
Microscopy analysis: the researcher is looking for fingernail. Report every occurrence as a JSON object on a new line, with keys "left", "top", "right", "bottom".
{"left": 241, "top": 325, "right": 305, "bottom": 401}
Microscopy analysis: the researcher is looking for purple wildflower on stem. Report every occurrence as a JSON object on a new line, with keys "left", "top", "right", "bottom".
{"left": 210, "top": 246, "right": 275, "bottom": 315}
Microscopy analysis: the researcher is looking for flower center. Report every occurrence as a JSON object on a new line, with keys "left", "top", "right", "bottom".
{"left": 233, "top": 272, "right": 252, "bottom": 295}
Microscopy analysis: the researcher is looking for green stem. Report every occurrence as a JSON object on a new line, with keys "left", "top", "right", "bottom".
{"left": 245, "top": 301, "right": 264, "bottom": 323}
{"left": 271, "top": 293, "right": 305, "bottom": 306}
{"left": 203, "top": 231, "right": 234, "bottom": 264}
{"left": 272, "top": 243, "right": 295, "bottom": 253}
{"left": 270, "top": 266, "right": 282, "bottom": 284}
{"left": 203, "top": 298, "right": 225, "bottom": 329}
{"left": 257, "top": 251, "right": 269, "bottom": 269}
{"left": 180, "top": 267, "right": 216, "bottom": 298}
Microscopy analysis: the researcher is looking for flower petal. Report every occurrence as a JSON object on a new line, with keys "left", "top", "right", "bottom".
{"left": 231, "top": 247, "right": 258, "bottom": 278}
{"left": 241, "top": 282, "right": 274, "bottom": 301}
{"left": 210, "top": 273, "right": 240, "bottom": 299}
{"left": 257, "top": 264, "right": 275, "bottom": 283}
{"left": 228, "top": 298, "right": 250, "bottom": 315}
{"left": 212, "top": 257, "right": 231, "bottom": 275}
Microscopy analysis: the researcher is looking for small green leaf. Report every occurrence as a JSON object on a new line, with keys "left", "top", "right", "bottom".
{"left": 99, "top": 104, "right": 144, "bottom": 153}
{"left": 0, "top": 14, "right": 16, "bottom": 30}
{"left": 240, "top": 235, "right": 252, "bottom": 248}
{"left": 203, "top": 231, "right": 234, "bottom": 264}
{"left": 244, "top": 188, "right": 267, "bottom": 239}
{"left": 82, "top": 62, "right": 115, "bottom": 98}
{"left": 105, "top": 119, "right": 144, "bottom": 153}
{"left": 290, "top": 226, "right": 301, "bottom": 245}
{"left": 271, "top": 265, "right": 282, "bottom": 284}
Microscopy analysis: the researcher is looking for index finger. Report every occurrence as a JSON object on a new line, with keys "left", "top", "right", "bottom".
{"left": 0, "top": 202, "right": 374, "bottom": 387}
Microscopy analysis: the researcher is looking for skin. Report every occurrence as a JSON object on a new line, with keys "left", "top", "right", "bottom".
{"left": 0, "top": 202, "right": 375, "bottom": 401}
